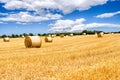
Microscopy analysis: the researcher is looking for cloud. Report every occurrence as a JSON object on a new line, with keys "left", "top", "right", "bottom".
{"left": 0, "top": 12, "right": 62, "bottom": 22}
{"left": 0, "top": 0, "right": 108, "bottom": 14}
{"left": 96, "top": 11, "right": 120, "bottom": 18}
{"left": 0, "top": 0, "right": 109, "bottom": 22}
{"left": 16, "top": 22, "right": 28, "bottom": 25}
{"left": 86, "top": 22, "right": 120, "bottom": 28}
{"left": 109, "top": 0, "right": 119, "bottom": 1}
{"left": 49, "top": 18, "right": 86, "bottom": 32}
{"left": 49, "top": 18, "right": 120, "bottom": 32}
{"left": 0, "top": 21, "right": 7, "bottom": 24}
{"left": 0, "top": 21, "right": 4, "bottom": 24}
{"left": 0, "top": 12, "right": 8, "bottom": 16}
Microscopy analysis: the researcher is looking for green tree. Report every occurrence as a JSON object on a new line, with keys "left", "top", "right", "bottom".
{"left": 42, "top": 33, "right": 47, "bottom": 36}
{"left": 2, "top": 34, "right": 7, "bottom": 38}
{"left": 23, "top": 33, "right": 28, "bottom": 37}
{"left": 11, "top": 34, "right": 16, "bottom": 38}
{"left": 29, "top": 33, "right": 34, "bottom": 36}
{"left": 38, "top": 34, "right": 41, "bottom": 36}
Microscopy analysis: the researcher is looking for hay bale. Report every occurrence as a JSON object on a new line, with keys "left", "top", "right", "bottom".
{"left": 109, "top": 32, "right": 114, "bottom": 34}
{"left": 3, "top": 37, "right": 10, "bottom": 42}
{"left": 45, "top": 36, "right": 53, "bottom": 42}
{"left": 95, "top": 33, "right": 97, "bottom": 35}
{"left": 51, "top": 34, "right": 56, "bottom": 38}
{"left": 111, "top": 33, "right": 114, "bottom": 34}
{"left": 97, "top": 33, "right": 102, "bottom": 38}
{"left": 69, "top": 33, "right": 73, "bottom": 37}
{"left": 83, "top": 33, "right": 86, "bottom": 35}
{"left": 65, "top": 35, "right": 68, "bottom": 37}
{"left": 60, "top": 34, "right": 64, "bottom": 38}
{"left": 100, "top": 32, "right": 104, "bottom": 35}
{"left": 24, "top": 36, "right": 42, "bottom": 48}
{"left": 48, "top": 34, "right": 52, "bottom": 37}
{"left": 22, "top": 35, "right": 24, "bottom": 38}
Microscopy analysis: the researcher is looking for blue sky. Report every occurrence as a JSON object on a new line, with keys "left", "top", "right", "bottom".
{"left": 0, "top": 0, "right": 120, "bottom": 35}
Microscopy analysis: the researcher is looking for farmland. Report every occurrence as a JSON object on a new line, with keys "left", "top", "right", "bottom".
{"left": 0, "top": 34, "right": 120, "bottom": 80}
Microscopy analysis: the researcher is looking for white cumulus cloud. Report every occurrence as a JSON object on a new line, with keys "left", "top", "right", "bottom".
{"left": 0, "top": 21, "right": 7, "bottom": 24}
{"left": 16, "top": 22, "right": 28, "bottom": 25}
{"left": 0, "top": 12, "right": 9, "bottom": 16}
{"left": 0, "top": 12, "right": 62, "bottom": 22}
{"left": 49, "top": 18, "right": 120, "bottom": 32}
{"left": 49, "top": 18, "right": 86, "bottom": 32}
{"left": 96, "top": 11, "right": 120, "bottom": 18}
{"left": 0, "top": 0, "right": 108, "bottom": 14}
{"left": 86, "top": 22, "right": 120, "bottom": 28}
{"left": 0, "top": 0, "right": 111, "bottom": 22}
{"left": 0, "top": 21, "right": 4, "bottom": 24}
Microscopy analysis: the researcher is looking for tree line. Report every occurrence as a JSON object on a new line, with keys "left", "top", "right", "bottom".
{"left": 0, "top": 30, "right": 119, "bottom": 38}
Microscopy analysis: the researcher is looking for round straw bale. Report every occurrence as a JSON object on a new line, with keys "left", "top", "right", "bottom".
{"left": 45, "top": 36, "right": 53, "bottom": 42}
{"left": 111, "top": 33, "right": 114, "bottom": 34}
{"left": 65, "top": 35, "right": 68, "bottom": 37}
{"left": 95, "top": 33, "right": 97, "bottom": 35}
{"left": 3, "top": 37, "right": 10, "bottom": 42}
{"left": 97, "top": 33, "right": 102, "bottom": 38}
{"left": 100, "top": 32, "right": 104, "bottom": 35}
{"left": 22, "top": 35, "right": 24, "bottom": 38}
{"left": 109, "top": 32, "right": 114, "bottom": 34}
{"left": 24, "top": 36, "right": 42, "bottom": 48}
{"left": 83, "top": 33, "right": 86, "bottom": 35}
{"left": 51, "top": 34, "right": 56, "bottom": 38}
{"left": 69, "top": 33, "right": 73, "bottom": 37}
{"left": 48, "top": 34, "right": 52, "bottom": 37}
{"left": 60, "top": 34, "right": 64, "bottom": 38}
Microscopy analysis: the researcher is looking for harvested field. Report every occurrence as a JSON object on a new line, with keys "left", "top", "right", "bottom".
{"left": 0, "top": 34, "right": 120, "bottom": 80}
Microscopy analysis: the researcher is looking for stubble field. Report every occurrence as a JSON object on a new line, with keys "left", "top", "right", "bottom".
{"left": 0, "top": 34, "right": 120, "bottom": 80}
